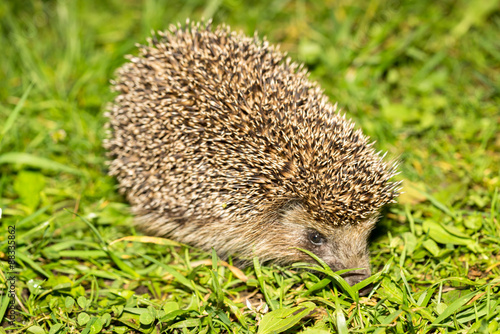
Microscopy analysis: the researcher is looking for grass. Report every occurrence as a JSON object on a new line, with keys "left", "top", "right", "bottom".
{"left": 1, "top": 0, "right": 499, "bottom": 333}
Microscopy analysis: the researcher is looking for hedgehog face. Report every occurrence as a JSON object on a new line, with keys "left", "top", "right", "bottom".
{"left": 275, "top": 202, "right": 375, "bottom": 294}
{"left": 304, "top": 224, "right": 374, "bottom": 288}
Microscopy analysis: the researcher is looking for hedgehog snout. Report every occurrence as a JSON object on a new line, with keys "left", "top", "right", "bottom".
{"left": 325, "top": 223, "right": 375, "bottom": 295}
{"left": 303, "top": 223, "right": 375, "bottom": 295}
{"left": 322, "top": 249, "right": 372, "bottom": 288}
{"left": 326, "top": 259, "right": 372, "bottom": 294}
{"left": 342, "top": 269, "right": 373, "bottom": 295}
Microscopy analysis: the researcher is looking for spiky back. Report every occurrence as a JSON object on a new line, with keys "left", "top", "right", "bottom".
{"left": 105, "top": 21, "right": 399, "bottom": 231}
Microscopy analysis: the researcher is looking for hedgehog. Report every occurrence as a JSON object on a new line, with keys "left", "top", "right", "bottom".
{"left": 104, "top": 21, "right": 400, "bottom": 292}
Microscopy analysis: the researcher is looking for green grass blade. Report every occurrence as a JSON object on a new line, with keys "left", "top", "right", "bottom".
{"left": 140, "top": 253, "right": 195, "bottom": 292}
{"left": 431, "top": 290, "right": 477, "bottom": 325}
{"left": 373, "top": 309, "right": 403, "bottom": 334}
{"left": 0, "top": 83, "right": 33, "bottom": 149}
{"left": 0, "top": 152, "right": 82, "bottom": 175}
{"left": 17, "top": 251, "right": 51, "bottom": 278}
{"left": 295, "top": 247, "right": 358, "bottom": 301}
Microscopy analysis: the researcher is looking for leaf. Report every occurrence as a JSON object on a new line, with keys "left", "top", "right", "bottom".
{"left": 418, "top": 190, "right": 455, "bottom": 217}
{"left": 77, "top": 296, "right": 88, "bottom": 309}
{"left": 379, "top": 278, "right": 404, "bottom": 304}
{"left": 163, "top": 302, "right": 180, "bottom": 314}
{"left": 13, "top": 170, "right": 45, "bottom": 210}
{"left": 78, "top": 312, "right": 90, "bottom": 326}
{"left": 116, "top": 311, "right": 141, "bottom": 330}
{"left": 336, "top": 308, "right": 348, "bottom": 334}
{"left": 300, "top": 329, "right": 330, "bottom": 334}
{"left": 463, "top": 214, "right": 483, "bottom": 230}
{"left": 422, "top": 239, "right": 440, "bottom": 257}
{"left": 422, "top": 220, "right": 471, "bottom": 246}
{"left": 101, "top": 313, "right": 111, "bottom": 327}
{"left": 112, "top": 305, "right": 124, "bottom": 317}
{"left": 0, "top": 294, "right": 9, "bottom": 325}
{"left": 27, "top": 326, "right": 46, "bottom": 334}
{"left": 48, "top": 324, "right": 64, "bottom": 334}
{"left": 257, "top": 302, "right": 316, "bottom": 334}
{"left": 436, "top": 302, "right": 448, "bottom": 314}
{"left": 159, "top": 309, "right": 191, "bottom": 323}
{"left": 139, "top": 312, "right": 154, "bottom": 325}
{"left": 89, "top": 318, "right": 103, "bottom": 334}
{"left": 108, "top": 289, "right": 135, "bottom": 299}
{"left": 64, "top": 297, "right": 74, "bottom": 312}
{"left": 169, "top": 318, "right": 202, "bottom": 328}
{"left": 402, "top": 232, "right": 417, "bottom": 255}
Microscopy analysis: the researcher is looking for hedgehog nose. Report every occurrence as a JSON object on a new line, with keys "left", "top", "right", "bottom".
{"left": 341, "top": 269, "right": 372, "bottom": 296}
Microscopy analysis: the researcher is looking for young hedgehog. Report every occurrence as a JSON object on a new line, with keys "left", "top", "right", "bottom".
{"left": 105, "top": 21, "right": 400, "bottom": 292}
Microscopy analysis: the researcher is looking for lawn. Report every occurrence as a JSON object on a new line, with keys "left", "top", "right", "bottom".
{"left": 1, "top": 0, "right": 499, "bottom": 333}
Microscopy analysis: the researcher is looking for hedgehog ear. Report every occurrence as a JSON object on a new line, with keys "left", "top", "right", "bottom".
{"left": 278, "top": 198, "right": 304, "bottom": 215}
{"left": 278, "top": 198, "right": 305, "bottom": 218}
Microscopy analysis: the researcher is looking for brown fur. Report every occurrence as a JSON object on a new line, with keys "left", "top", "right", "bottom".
{"left": 104, "top": 21, "right": 400, "bottom": 289}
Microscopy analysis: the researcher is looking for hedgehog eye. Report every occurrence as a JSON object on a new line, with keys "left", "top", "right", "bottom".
{"left": 308, "top": 230, "right": 324, "bottom": 246}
